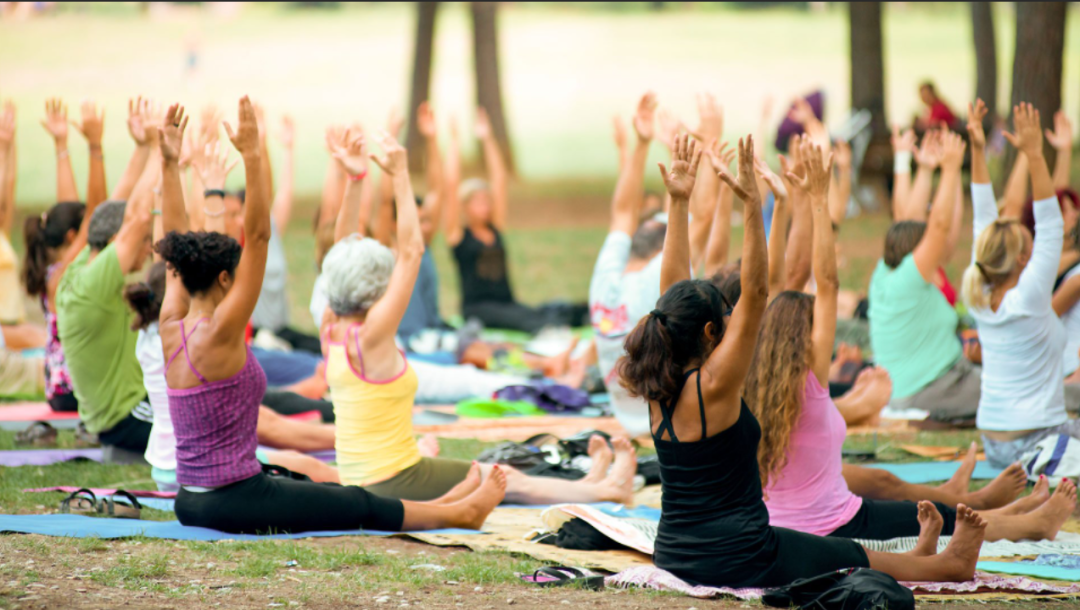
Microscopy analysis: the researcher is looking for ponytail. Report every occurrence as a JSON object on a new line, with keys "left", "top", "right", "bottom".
{"left": 124, "top": 261, "right": 166, "bottom": 331}
{"left": 20, "top": 202, "right": 85, "bottom": 298}
{"left": 618, "top": 312, "right": 684, "bottom": 405}
{"left": 962, "top": 219, "right": 1025, "bottom": 311}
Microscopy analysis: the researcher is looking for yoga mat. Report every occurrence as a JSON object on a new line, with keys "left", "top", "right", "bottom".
{"left": 864, "top": 461, "right": 1003, "bottom": 484}
{"left": 978, "top": 561, "right": 1080, "bottom": 582}
{"left": 0, "top": 448, "right": 102, "bottom": 466}
{"left": 0, "top": 402, "right": 79, "bottom": 430}
{"left": 23, "top": 487, "right": 176, "bottom": 498}
{"left": 0, "top": 514, "right": 481, "bottom": 541}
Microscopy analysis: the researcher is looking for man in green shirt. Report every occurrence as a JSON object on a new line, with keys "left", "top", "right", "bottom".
{"left": 57, "top": 198, "right": 154, "bottom": 452}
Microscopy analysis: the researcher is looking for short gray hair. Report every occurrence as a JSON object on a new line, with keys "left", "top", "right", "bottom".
{"left": 87, "top": 201, "right": 127, "bottom": 250}
{"left": 321, "top": 234, "right": 396, "bottom": 316}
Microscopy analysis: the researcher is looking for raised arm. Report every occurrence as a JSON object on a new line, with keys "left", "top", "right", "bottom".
{"left": 158, "top": 104, "right": 190, "bottom": 236}
{"left": 42, "top": 98, "right": 78, "bottom": 202}
{"left": 689, "top": 93, "right": 724, "bottom": 272}
{"left": 706, "top": 136, "right": 768, "bottom": 404}
{"left": 784, "top": 135, "right": 812, "bottom": 291}
{"left": 214, "top": 96, "right": 271, "bottom": 337}
{"left": 610, "top": 92, "right": 655, "bottom": 236}
{"left": 1046, "top": 110, "right": 1073, "bottom": 191}
{"left": 271, "top": 115, "right": 296, "bottom": 233}
{"left": 317, "top": 125, "right": 348, "bottom": 235}
{"left": 70, "top": 101, "right": 107, "bottom": 208}
{"left": 1001, "top": 149, "right": 1030, "bottom": 218}
{"left": 0, "top": 103, "right": 14, "bottom": 236}
{"left": 363, "top": 132, "right": 424, "bottom": 348}
{"left": 891, "top": 126, "right": 916, "bottom": 218}
{"left": 912, "top": 131, "right": 966, "bottom": 282}
{"left": 658, "top": 134, "right": 703, "bottom": 294}
{"left": 192, "top": 143, "right": 238, "bottom": 235}
{"left": 704, "top": 144, "right": 736, "bottom": 277}
{"left": 475, "top": 108, "right": 509, "bottom": 230}
{"left": 755, "top": 155, "right": 790, "bottom": 301}
{"left": 112, "top": 138, "right": 158, "bottom": 275}
{"left": 1054, "top": 275, "right": 1080, "bottom": 317}
{"left": 329, "top": 128, "right": 370, "bottom": 244}
{"left": 967, "top": 99, "right": 991, "bottom": 186}
{"left": 829, "top": 139, "right": 851, "bottom": 225}
{"left": 612, "top": 115, "right": 630, "bottom": 171}
{"left": 656, "top": 108, "right": 683, "bottom": 212}
{"left": 443, "top": 119, "right": 464, "bottom": 246}
{"left": 905, "top": 130, "right": 942, "bottom": 221}
{"left": 110, "top": 97, "right": 153, "bottom": 201}
{"left": 417, "top": 102, "right": 445, "bottom": 232}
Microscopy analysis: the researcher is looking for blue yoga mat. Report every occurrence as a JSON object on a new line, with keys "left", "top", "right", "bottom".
{"left": 864, "top": 461, "right": 1003, "bottom": 484}
{"left": 0, "top": 514, "right": 481, "bottom": 541}
{"left": 977, "top": 561, "right": 1080, "bottom": 582}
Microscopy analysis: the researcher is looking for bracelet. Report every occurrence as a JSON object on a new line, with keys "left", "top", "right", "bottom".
{"left": 204, "top": 207, "right": 226, "bottom": 218}
{"left": 151, "top": 210, "right": 162, "bottom": 216}
{"left": 347, "top": 170, "right": 368, "bottom": 182}
{"left": 894, "top": 151, "right": 912, "bottom": 174}
{"left": 204, "top": 189, "right": 226, "bottom": 199}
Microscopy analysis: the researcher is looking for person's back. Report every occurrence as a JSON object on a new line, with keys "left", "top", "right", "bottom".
{"left": 56, "top": 242, "right": 144, "bottom": 435}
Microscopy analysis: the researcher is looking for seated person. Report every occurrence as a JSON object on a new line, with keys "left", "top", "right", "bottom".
{"left": 0, "top": 325, "right": 43, "bottom": 398}
{"left": 750, "top": 135, "right": 1075, "bottom": 544}
{"left": 157, "top": 99, "right": 504, "bottom": 535}
{"left": 443, "top": 109, "right": 587, "bottom": 334}
{"left": 916, "top": 81, "right": 958, "bottom": 131}
{"left": 321, "top": 131, "right": 635, "bottom": 505}
{"left": 620, "top": 134, "right": 987, "bottom": 588}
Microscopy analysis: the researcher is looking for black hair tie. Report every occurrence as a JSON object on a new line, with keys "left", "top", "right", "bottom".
{"left": 651, "top": 309, "right": 667, "bottom": 324}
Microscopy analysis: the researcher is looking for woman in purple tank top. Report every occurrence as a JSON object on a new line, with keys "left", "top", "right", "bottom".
{"left": 154, "top": 98, "right": 504, "bottom": 535}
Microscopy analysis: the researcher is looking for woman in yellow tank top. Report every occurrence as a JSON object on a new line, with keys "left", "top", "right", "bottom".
{"left": 321, "top": 128, "right": 637, "bottom": 505}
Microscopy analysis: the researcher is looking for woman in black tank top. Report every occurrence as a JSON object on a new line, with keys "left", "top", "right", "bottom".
{"left": 618, "top": 134, "right": 986, "bottom": 588}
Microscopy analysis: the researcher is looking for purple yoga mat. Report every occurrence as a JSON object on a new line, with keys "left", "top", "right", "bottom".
{"left": 0, "top": 448, "right": 102, "bottom": 467}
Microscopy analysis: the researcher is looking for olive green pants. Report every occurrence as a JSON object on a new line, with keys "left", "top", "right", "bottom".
{"left": 363, "top": 457, "right": 473, "bottom": 502}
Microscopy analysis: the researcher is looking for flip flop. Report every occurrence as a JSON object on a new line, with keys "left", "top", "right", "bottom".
{"left": 15, "top": 421, "right": 58, "bottom": 447}
{"left": 98, "top": 490, "right": 142, "bottom": 519}
{"left": 59, "top": 488, "right": 98, "bottom": 515}
{"left": 520, "top": 566, "right": 604, "bottom": 590}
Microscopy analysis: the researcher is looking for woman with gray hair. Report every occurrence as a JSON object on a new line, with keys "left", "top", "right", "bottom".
{"left": 322, "top": 130, "right": 636, "bottom": 505}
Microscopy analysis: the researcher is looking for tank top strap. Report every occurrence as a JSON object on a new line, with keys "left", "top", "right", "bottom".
{"left": 348, "top": 322, "right": 366, "bottom": 379}
{"left": 693, "top": 369, "right": 707, "bottom": 439}
{"left": 167, "top": 318, "right": 209, "bottom": 385}
{"left": 651, "top": 368, "right": 702, "bottom": 444}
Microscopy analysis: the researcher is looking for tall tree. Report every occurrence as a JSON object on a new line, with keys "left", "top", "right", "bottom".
{"left": 406, "top": 2, "right": 439, "bottom": 172}
{"left": 1007, "top": 1, "right": 1066, "bottom": 169}
{"left": 848, "top": 2, "right": 887, "bottom": 139}
{"left": 471, "top": 1, "right": 514, "bottom": 172}
{"left": 970, "top": 2, "right": 996, "bottom": 122}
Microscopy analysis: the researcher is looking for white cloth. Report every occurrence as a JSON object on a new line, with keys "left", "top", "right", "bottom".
{"left": 136, "top": 323, "right": 175, "bottom": 471}
{"left": 252, "top": 219, "right": 290, "bottom": 331}
{"left": 588, "top": 232, "right": 663, "bottom": 437}
{"left": 969, "top": 183, "right": 1067, "bottom": 431}
{"left": 1061, "top": 264, "right": 1080, "bottom": 374}
{"left": 310, "top": 274, "right": 329, "bottom": 330}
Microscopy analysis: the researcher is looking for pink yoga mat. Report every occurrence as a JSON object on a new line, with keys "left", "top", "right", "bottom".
{"left": 0, "top": 402, "right": 79, "bottom": 421}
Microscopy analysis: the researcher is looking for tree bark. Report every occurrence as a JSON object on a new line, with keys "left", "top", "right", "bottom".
{"left": 471, "top": 1, "right": 514, "bottom": 173}
{"left": 971, "top": 1, "right": 997, "bottom": 123}
{"left": 1006, "top": 1, "right": 1066, "bottom": 170}
{"left": 849, "top": 2, "right": 887, "bottom": 139}
{"left": 406, "top": 2, "right": 439, "bottom": 173}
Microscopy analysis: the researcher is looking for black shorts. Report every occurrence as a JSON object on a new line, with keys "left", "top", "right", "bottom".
{"left": 175, "top": 468, "right": 405, "bottom": 535}
{"left": 97, "top": 401, "right": 153, "bottom": 454}
{"left": 828, "top": 499, "right": 958, "bottom": 540}
{"left": 48, "top": 392, "right": 78, "bottom": 413}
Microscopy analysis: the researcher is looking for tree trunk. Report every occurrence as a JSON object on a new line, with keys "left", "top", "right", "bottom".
{"left": 406, "top": 2, "right": 439, "bottom": 173}
{"left": 471, "top": 1, "right": 514, "bottom": 173}
{"left": 971, "top": 1, "right": 997, "bottom": 123}
{"left": 849, "top": 2, "right": 887, "bottom": 139}
{"left": 1006, "top": 1, "right": 1066, "bottom": 170}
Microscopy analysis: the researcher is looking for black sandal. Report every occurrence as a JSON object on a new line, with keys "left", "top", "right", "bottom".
{"left": 520, "top": 566, "right": 604, "bottom": 590}
{"left": 98, "top": 490, "right": 142, "bottom": 519}
{"left": 59, "top": 488, "right": 98, "bottom": 515}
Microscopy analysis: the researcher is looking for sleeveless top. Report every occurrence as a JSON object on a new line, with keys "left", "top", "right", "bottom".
{"left": 452, "top": 225, "right": 514, "bottom": 306}
{"left": 763, "top": 375, "right": 863, "bottom": 536}
{"left": 166, "top": 318, "right": 264, "bottom": 488}
{"left": 326, "top": 323, "right": 421, "bottom": 486}
{"left": 42, "top": 263, "right": 73, "bottom": 401}
{"left": 651, "top": 370, "right": 781, "bottom": 587}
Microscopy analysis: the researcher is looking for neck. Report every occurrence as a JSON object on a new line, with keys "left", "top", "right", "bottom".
{"left": 468, "top": 220, "right": 490, "bottom": 232}
{"left": 990, "top": 271, "right": 1023, "bottom": 309}
{"left": 333, "top": 312, "right": 368, "bottom": 326}
{"left": 188, "top": 294, "right": 222, "bottom": 318}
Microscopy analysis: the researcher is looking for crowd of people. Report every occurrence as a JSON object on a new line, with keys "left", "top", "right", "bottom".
{"left": 0, "top": 86, "right": 1078, "bottom": 590}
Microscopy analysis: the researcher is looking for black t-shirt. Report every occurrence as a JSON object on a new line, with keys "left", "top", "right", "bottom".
{"left": 453, "top": 226, "right": 514, "bottom": 306}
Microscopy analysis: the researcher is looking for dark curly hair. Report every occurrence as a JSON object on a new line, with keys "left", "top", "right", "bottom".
{"left": 124, "top": 261, "right": 167, "bottom": 331}
{"left": 155, "top": 231, "right": 242, "bottom": 295}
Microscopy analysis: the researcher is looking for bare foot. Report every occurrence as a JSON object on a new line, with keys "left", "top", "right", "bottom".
{"left": 601, "top": 437, "right": 637, "bottom": 504}
{"left": 936, "top": 504, "right": 987, "bottom": 582}
{"left": 417, "top": 434, "right": 441, "bottom": 458}
{"left": 581, "top": 435, "right": 612, "bottom": 483}
{"left": 433, "top": 461, "right": 482, "bottom": 505}
{"left": 939, "top": 442, "right": 978, "bottom": 497}
{"left": 996, "top": 475, "right": 1050, "bottom": 516}
{"left": 908, "top": 501, "right": 944, "bottom": 557}
{"left": 450, "top": 465, "right": 507, "bottom": 530}
{"left": 1024, "top": 478, "right": 1078, "bottom": 541}
{"left": 966, "top": 462, "right": 1026, "bottom": 510}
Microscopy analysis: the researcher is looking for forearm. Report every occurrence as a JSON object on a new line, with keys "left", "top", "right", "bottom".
{"left": 1002, "top": 154, "right": 1029, "bottom": 214}
{"left": 110, "top": 145, "right": 151, "bottom": 201}
{"left": 160, "top": 157, "right": 188, "bottom": 235}
{"left": 393, "top": 172, "right": 423, "bottom": 256}
{"left": 86, "top": 145, "right": 107, "bottom": 208}
{"left": 611, "top": 142, "right": 650, "bottom": 233}
{"left": 243, "top": 151, "right": 272, "bottom": 244}
{"left": 784, "top": 192, "right": 812, "bottom": 291}
{"left": 482, "top": 135, "right": 509, "bottom": 228}
{"left": 260, "top": 136, "right": 274, "bottom": 204}
{"left": 1053, "top": 146, "right": 1072, "bottom": 191}
{"left": 271, "top": 147, "right": 294, "bottom": 232}
{"left": 741, "top": 193, "right": 769, "bottom": 303}
{"left": 319, "top": 160, "right": 346, "bottom": 231}
{"left": 0, "top": 148, "right": 8, "bottom": 234}
{"left": 689, "top": 162, "right": 720, "bottom": 270}
{"left": 927, "top": 164, "right": 960, "bottom": 237}
{"left": 54, "top": 141, "right": 78, "bottom": 202}
{"left": 374, "top": 170, "right": 393, "bottom": 247}
{"left": 905, "top": 165, "right": 934, "bottom": 221}
{"left": 767, "top": 197, "right": 789, "bottom": 298}
{"left": 334, "top": 177, "right": 365, "bottom": 244}
{"left": 970, "top": 143, "right": 990, "bottom": 185}
{"left": 3, "top": 145, "right": 14, "bottom": 233}
{"left": 704, "top": 185, "right": 733, "bottom": 276}
{"left": 810, "top": 193, "right": 838, "bottom": 291}
{"left": 829, "top": 167, "right": 850, "bottom": 226}
{"left": 1027, "top": 150, "right": 1055, "bottom": 203}
{"left": 660, "top": 198, "right": 692, "bottom": 293}
{"left": 186, "top": 169, "right": 207, "bottom": 232}
{"left": 424, "top": 134, "right": 443, "bottom": 197}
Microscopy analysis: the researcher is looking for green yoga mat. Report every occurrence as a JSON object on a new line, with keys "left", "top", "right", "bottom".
{"left": 455, "top": 398, "right": 546, "bottom": 419}
{"left": 977, "top": 561, "right": 1080, "bottom": 582}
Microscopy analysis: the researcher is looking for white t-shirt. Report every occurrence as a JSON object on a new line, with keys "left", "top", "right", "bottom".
{"left": 588, "top": 232, "right": 663, "bottom": 437}
{"left": 1061, "top": 264, "right": 1080, "bottom": 375}
{"left": 252, "top": 220, "right": 289, "bottom": 331}
{"left": 969, "top": 183, "right": 1067, "bottom": 431}
{"left": 136, "top": 323, "right": 175, "bottom": 471}
{"left": 310, "top": 273, "right": 329, "bottom": 330}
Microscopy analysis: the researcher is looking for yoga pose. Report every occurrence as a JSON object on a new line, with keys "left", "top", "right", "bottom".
{"left": 750, "top": 136, "right": 1076, "bottom": 544}
{"left": 965, "top": 102, "right": 1080, "bottom": 467}
{"left": 320, "top": 129, "right": 635, "bottom": 504}
{"left": 157, "top": 99, "right": 504, "bottom": 534}
{"left": 620, "top": 133, "right": 986, "bottom": 589}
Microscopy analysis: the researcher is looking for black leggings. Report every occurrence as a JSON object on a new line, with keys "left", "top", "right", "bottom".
{"left": 757, "top": 527, "right": 871, "bottom": 587}
{"left": 48, "top": 392, "right": 78, "bottom": 413}
{"left": 255, "top": 326, "right": 323, "bottom": 356}
{"left": 262, "top": 390, "right": 335, "bottom": 423}
{"left": 828, "top": 499, "right": 958, "bottom": 540}
{"left": 175, "top": 468, "right": 405, "bottom": 534}
{"left": 463, "top": 300, "right": 589, "bottom": 334}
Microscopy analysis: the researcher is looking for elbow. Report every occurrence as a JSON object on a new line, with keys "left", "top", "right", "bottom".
{"left": 400, "top": 235, "right": 425, "bottom": 262}
{"left": 247, "top": 221, "right": 272, "bottom": 245}
{"left": 818, "top": 273, "right": 840, "bottom": 294}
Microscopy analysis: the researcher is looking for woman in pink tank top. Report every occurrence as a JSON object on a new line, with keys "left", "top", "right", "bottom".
{"left": 154, "top": 99, "right": 504, "bottom": 535}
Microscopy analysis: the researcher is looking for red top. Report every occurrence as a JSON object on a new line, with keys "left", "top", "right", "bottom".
{"left": 927, "top": 101, "right": 956, "bottom": 127}
{"left": 936, "top": 267, "right": 957, "bottom": 307}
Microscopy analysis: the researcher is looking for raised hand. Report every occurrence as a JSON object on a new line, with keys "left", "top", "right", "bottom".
{"left": 966, "top": 99, "right": 989, "bottom": 149}
{"left": 612, "top": 115, "right": 628, "bottom": 151}
{"left": 278, "top": 115, "right": 295, "bottom": 149}
{"left": 223, "top": 96, "right": 260, "bottom": 159}
{"left": 1045, "top": 110, "right": 1073, "bottom": 151}
{"left": 200, "top": 104, "right": 222, "bottom": 143}
{"left": 940, "top": 131, "right": 967, "bottom": 170}
{"left": 913, "top": 130, "right": 943, "bottom": 168}
{"left": 417, "top": 101, "right": 437, "bottom": 139}
{"left": 158, "top": 103, "right": 189, "bottom": 163}
{"left": 693, "top": 92, "right": 723, "bottom": 142}
{"left": 755, "top": 157, "right": 788, "bottom": 202}
{"left": 891, "top": 125, "right": 917, "bottom": 153}
{"left": 324, "top": 124, "right": 346, "bottom": 154}
{"left": 777, "top": 154, "right": 801, "bottom": 197}
{"left": 632, "top": 91, "right": 657, "bottom": 143}
{"left": 706, "top": 141, "right": 735, "bottom": 175}
{"left": 71, "top": 100, "right": 104, "bottom": 147}
{"left": 124, "top": 97, "right": 150, "bottom": 146}
{"left": 1003, "top": 102, "right": 1043, "bottom": 155}
{"left": 833, "top": 139, "right": 852, "bottom": 170}
{"left": 786, "top": 140, "right": 832, "bottom": 199}
{"left": 192, "top": 142, "right": 238, "bottom": 191}
{"left": 0, "top": 102, "right": 15, "bottom": 152}
{"left": 369, "top": 130, "right": 408, "bottom": 177}
{"left": 474, "top": 107, "right": 492, "bottom": 141}
{"left": 656, "top": 108, "right": 682, "bottom": 151}
{"left": 252, "top": 102, "right": 268, "bottom": 142}
{"left": 41, "top": 98, "right": 69, "bottom": 143}
{"left": 330, "top": 127, "right": 369, "bottom": 177}
{"left": 385, "top": 107, "right": 405, "bottom": 139}
{"left": 658, "top": 133, "right": 702, "bottom": 201}
{"left": 716, "top": 136, "right": 761, "bottom": 204}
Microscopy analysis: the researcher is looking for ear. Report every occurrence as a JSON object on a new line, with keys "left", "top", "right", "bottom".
{"left": 218, "top": 269, "right": 232, "bottom": 289}
{"left": 65, "top": 227, "right": 79, "bottom": 244}
{"left": 703, "top": 321, "right": 717, "bottom": 343}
